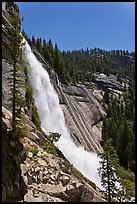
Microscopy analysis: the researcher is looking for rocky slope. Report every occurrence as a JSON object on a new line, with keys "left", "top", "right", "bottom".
{"left": 2, "top": 106, "right": 106, "bottom": 202}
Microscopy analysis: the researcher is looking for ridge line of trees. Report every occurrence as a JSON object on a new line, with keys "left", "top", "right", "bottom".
{"left": 21, "top": 32, "right": 134, "bottom": 86}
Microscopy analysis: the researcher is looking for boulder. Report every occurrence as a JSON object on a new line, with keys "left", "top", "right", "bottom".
{"left": 38, "top": 171, "right": 43, "bottom": 181}
{"left": 35, "top": 166, "right": 40, "bottom": 172}
{"left": 28, "top": 152, "right": 33, "bottom": 158}
{"left": 61, "top": 175, "right": 70, "bottom": 186}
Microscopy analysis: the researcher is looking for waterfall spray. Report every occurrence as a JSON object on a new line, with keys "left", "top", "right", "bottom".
{"left": 23, "top": 39, "right": 102, "bottom": 190}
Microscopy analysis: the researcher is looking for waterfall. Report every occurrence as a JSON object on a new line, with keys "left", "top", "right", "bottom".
{"left": 23, "top": 39, "right": 102, "bottom": 190}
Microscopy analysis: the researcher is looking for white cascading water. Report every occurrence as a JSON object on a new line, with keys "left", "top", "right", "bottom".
{"left": 23, "top": 39, "right": 102, "bottom": 189}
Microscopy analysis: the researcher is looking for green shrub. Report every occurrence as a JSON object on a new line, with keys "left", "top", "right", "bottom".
{"left": 62, "top": 159, "right": 71, "bottom": 173}
{"left": 9, "top": 120, "right": 27, "bottom": 140}
{"left": 25, "top": 85, "right": 33, "bottom": 107}
{"left": 32, "top": 105, "right": 41, "bottom": 131}
{"left": 24, "top": 66, "right": 33, "bottom": 107}
{"left": 16, "top": 123, "right": 27, "bottom": 138}
{"left": 43, "top": 142, "right": 56, "bottom": 155}
{"left": 30, "top": 148, "right": 39, "bottom": 156}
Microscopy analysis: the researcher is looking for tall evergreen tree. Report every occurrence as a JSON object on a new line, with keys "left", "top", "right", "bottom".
{"left": 101, "top": 116, "right": 108, "bottom": 146}
{"left": 54, "top": 43, "right": 60, "bottom": 74}
{"left": 3, "top": 9, "right": 26, "bottom": 139}
{"left": 103, "top": 90, "right": 109, "bottom": 105}
{"left": 36, "top": 38, "right": 42, "bottom": 54}
{"left": 46, "top": 39, "right": 54, "bottom": 66}
{"left": 48, "top": 39, "right": 54, "bottom": 56}
{"left": 31, "top": 35, "right": 36, "bottom": 47}
{"left": 98, "top": 139, "right": 119, "bottom": 202}
{"left": 118, "top": 120, "right": 132, "bottom": 169}
{"left": 42, "top": 39, "right": 46, "bottom": 55}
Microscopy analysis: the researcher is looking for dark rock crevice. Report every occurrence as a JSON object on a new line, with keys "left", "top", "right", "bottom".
{"left": 2, "top": 120, "right": 27, "bottom": 202}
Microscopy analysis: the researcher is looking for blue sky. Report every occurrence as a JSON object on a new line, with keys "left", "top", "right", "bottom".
{"left": 16, "top": 2, "right": 135, "bottom": 52}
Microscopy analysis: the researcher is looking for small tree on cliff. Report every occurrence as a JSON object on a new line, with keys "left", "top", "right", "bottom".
{"left": 3, "top": 9, "right": 26, "bottom": 139}
{"left": 98, "top": 138, "right": 120, "bottom": 202}
{"left": 49, "top": 132, "right": 61, "bottom": 143}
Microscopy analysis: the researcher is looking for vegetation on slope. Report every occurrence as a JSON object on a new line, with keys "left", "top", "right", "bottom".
{"left": 98, "top": 138, "right": 135, "bottom": 202}
{"left": 22, "top": 32, "right": 134, "bottom": 86}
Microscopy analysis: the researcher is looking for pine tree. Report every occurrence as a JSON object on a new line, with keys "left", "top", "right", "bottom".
{"left": 98, "top": 139, "right": 119, "bottom": 202}
{"left": 118, "top": 120, "right": 131, "bottom": 169}
{"left": 98, "top": 139, "right": 135, "bottom": 202}
{"left": 48, "top": 39, "right": 54, "bottom": 56}
{"left": 22, "top": 29, "right": 27, "bottom": 39}
{"left": 36, "top": 38, "right": 42, "bottom": 54}
{"left": 103, "top": 90, "right": 109, "bottom": 105}
{"left": 107, "top": 100, "right": 112, "bottom": 118}
{"left": 101, "top": 116, "right": 108, "bottom": 146}
{"left": 54, "top": 43, "right": 60, "bottom": 74}
{"left": 59, "top": 59, "right": 66, "bottom": 78}
{"left": 3, "top": 9, "right": 26, "bottom": 139}
{"left": 108, "top": 119, "right": 119, "bottom": 148}
{"left": 47, "top": 39, "right": 54, "bottom": 66}
{"left": 42, "top": 39, "right": 47, "bottom": 55}
{"left": 42, "top": 40, "right": 51, "bottom": 64}
{"left": 49, "top": 132, "right": 61, "bottom": 143}
{"left": 31, "top": 35, "right": 36, "bottom": 47}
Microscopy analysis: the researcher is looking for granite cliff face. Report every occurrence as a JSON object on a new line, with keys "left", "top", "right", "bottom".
{"left": 56, "top": 81, "right": 105, "bottom": 153}
{"left": 54, "top": 72, "right": 124, "bottom": 153}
